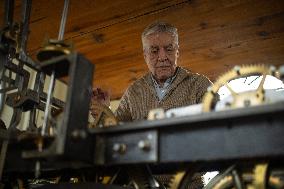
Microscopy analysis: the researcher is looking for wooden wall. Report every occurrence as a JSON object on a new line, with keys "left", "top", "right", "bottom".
{"left": 1, "top": 0, "right": 284, "bottom": 100}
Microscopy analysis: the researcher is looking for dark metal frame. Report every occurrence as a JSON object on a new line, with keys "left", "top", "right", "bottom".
{"left": 92, "top": 102, "right": 284, "bottom": 166}
{"left": 3, "top": 100, "right": 284, "bottom": 174}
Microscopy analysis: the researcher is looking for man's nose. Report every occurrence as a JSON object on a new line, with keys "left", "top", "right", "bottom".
{"left": 158, "top": 48, "right": 167, "bottom": 61}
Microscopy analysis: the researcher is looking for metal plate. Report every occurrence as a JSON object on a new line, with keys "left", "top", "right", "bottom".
{"left": 96, "top": 130, "right": 158, "bottom": 165}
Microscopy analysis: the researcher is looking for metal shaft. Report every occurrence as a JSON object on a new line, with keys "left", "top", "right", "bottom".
{"left": 41, "top": 0, "right": 70, "bottom": 135}
{"left": 0, "top": 141, "right": 9, "bottom": 180}
{"left": 58, "top": 0, "right": 70, "bottom": 41}
{"left": 3, "top": 0, "right": 14, "bottom": 28}
{"left": 20, "top": 0, "right": 32, "bottom": 51}
{"left": 41, "top": 71, "right": 55, "bottom": 136}
{"left": 19, "top": 0, "right": 32, "bottom": 60}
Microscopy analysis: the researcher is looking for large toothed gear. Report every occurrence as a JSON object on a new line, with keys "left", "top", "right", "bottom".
{"left": 202, "top": 64, "right": 281, "bottom": 112}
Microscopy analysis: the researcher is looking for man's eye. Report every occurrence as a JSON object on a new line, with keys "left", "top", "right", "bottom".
{"left": 166, "top": 46, "right": 174, "bottom": 52}
{"left": 151, "top": 49, "right": 158, "bottom": 54}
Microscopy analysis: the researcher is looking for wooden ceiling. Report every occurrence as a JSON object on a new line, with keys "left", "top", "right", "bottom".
{"left": 1, "top": 0, "right": 284, "bottom": 100}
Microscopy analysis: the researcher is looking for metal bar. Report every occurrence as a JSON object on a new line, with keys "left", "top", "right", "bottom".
{"left": 0, "top": 141, "right": 9, "bottom": 181}
{"left": 19, "top": 0, "right": 33, "bottom": 60}
{"left": 8, "top": 108, "right": 22, "bottom": 130}
{"left": 58, "top": 0, "right": 70, "bottom": 41}
{"left": 232, "top": 170, "right": 244, "bottom": 189}
{"left": 0, "top": 86, "right": 17, "bottom": 93}
{"left": 28, "top": 108, "right": 37, "bottom": 131}
{"left": 56, "top": 54, "right": 94, "bottom": 160}
{"left": 0, "top": 66, "right": 6, "bottom": 115}
{"left": 8, "top": 69, "right": 12, "bottom": 88}
{"left": 159, "top": 116, "right": 284, "bottom": 163}
{"left": 3, "top": 0, "right": 14, "bottom": 28}
{"left": 0, "top": 82, "right": 5, "bottom": 116}
{"left": 0, "top": 75, "right": 15, "bottom": 85}
{"left": 28, "top": 72, "right": 45, "bottom": 131}
{"left": 41, "top": 71, "right": 55, "bottom": 136}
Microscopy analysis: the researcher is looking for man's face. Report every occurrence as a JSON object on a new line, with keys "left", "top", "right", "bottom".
{"left": 143, "top": 32, "right": 179, "bottom": 83}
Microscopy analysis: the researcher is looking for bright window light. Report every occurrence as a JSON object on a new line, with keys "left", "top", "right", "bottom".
{"left": 218, "top": 75, "right": 284, "bottom": 100}
{"left": 203, "top": 171, "right": 219, "bottom": 185}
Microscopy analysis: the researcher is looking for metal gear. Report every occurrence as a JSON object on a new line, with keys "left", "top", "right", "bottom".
{"left": 166, "top": 171, "right": 203, "bottom": 189}
{"left": 89, "top": 101, "right": 117, "bottom": 128}
{"left": 207, "top": 163, "right": 284, "bottom": 189}
{"left": 202, "top": 64, "right": 281, "bottom": 112}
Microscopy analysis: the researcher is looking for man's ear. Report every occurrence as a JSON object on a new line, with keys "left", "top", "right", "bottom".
{"left": 143, "top": 50, "right": 147, "bottom": 61}
{"left": 176, "top": 49, "right": 179, "bottom": 57}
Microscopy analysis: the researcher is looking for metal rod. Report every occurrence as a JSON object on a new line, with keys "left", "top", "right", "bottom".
{"left": 40, "top": 0, "right": 70, "bottom": 134}
{"left": 19, "top": 0, "right": 33, "bottom": 60}
{"left": 232, "top": 170, "right": 244, "bottom": 189}
{"left": 58, "top": 0, "right": 70, "bottom": 41}
{"left": 0, "top": 141, "right": 9, "bottom": 180}
{"left": 0, "top": 82, "right": 5, "bottom": 116}
{"left": 3, "top": 0, "right": 14, "bottom": 28}
{"left": 41, "top": 71, "right": 55, "bottom": 136}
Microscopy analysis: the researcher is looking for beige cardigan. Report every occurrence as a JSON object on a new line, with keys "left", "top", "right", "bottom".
{"left": 115, "top": 67, "right": 212, "bottom": 122}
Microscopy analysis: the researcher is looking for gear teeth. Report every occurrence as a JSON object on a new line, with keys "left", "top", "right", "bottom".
{"left": 202, "top": 64, "right": 277, "bottom": 112}
{"left": 167, "top": 171, "right": 186, "bottom": 189}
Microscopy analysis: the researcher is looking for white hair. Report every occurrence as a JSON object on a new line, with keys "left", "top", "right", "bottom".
{"left": 142, "top": 21, "right": 179, "bottom": 49}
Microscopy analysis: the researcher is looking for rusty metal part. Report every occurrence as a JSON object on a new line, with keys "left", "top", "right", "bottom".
{"left": 202, "top": 64, "right": 281, "bottom": 112}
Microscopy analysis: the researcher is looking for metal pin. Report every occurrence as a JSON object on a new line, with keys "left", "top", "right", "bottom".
{"left": 35, "top": 161, "right": 41, "bottom": 178}
{"left": 113, "top": 143, "right": 127, "bottom": 154}
{"left": 41, "top": 71, "right": 55, "bottom": 136}
{"left": 138, "top": 140, "right": 151, "bottom": 151}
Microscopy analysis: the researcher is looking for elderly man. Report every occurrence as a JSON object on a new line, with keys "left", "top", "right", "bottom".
{"left": 91, "top": 21, "right": 210, "bottom": 188}
{"left": 114, "top": 21, "right": 212, "bottom": 122}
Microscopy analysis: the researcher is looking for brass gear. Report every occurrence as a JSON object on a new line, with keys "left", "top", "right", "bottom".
{"left": 37, "top": 39, "right": 73, "bottom": 62}
{"left": 89, "top": 101, "right": 117, "bottom": 128}
{"left": 167, "top": 171, "right": 185, "bottom": 189}
{"left": 208, "top": 163, "right": 284, "bottom": 189}
{"left": 163, "top": 171, "right": 204, "bottom": 189}
{"left": 202, "top": 64, "right": 280, "bottom": 112}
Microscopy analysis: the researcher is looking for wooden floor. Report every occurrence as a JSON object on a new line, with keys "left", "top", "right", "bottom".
{"left": 1, "top": 0, "right": 284, "bottom": 99}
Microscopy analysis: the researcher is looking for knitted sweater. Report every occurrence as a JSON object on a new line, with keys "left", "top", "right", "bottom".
{"left": 115, "top": 67, "right": 212, "bottom": 122}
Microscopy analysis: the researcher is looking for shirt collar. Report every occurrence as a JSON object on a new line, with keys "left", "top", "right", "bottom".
{"left": 150, "top": 68, "right": 179, "bottom": 89}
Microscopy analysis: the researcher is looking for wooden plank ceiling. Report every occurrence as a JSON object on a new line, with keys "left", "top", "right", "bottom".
{"left": 1, "top": 0, "right": 284, "bottom": 100}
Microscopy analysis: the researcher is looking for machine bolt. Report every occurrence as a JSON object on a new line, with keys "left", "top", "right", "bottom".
{"left": 244, "top": 99, "right": 251, "bottom": 107}
{"left": 112, "top": 143, "right": 127, "bottom": 154}
{"left": 138, "top": 140, "right": 151, "bottom": 151}
{"left": 71, "top": 130, "right": 87, "bottom": 140}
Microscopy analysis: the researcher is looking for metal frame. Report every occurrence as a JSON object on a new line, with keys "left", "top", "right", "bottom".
{"left": 3, "top": 101, "right": 284, "bottom": 175}
{"left": 92, "top": 102, "right": 284, "bottom": 166}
